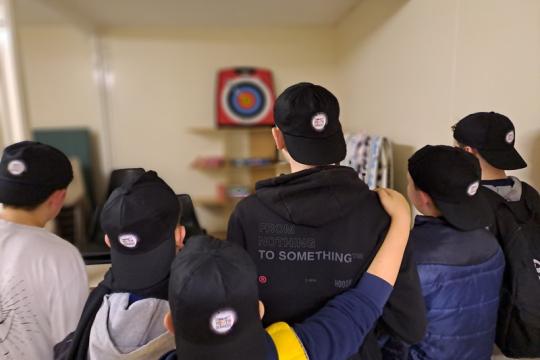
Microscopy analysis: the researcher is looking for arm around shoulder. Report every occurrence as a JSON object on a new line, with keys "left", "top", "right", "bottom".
{"left": 291, "top": 273, "right": 393, "bottom": 360}
{"left": 275, "top": 188, "right": 412, "bottom": 360}
{"left": 373, "top": 188, "right": 427, "bottom": 344}
{"left": 369, "top": 189, "right": 411, "bottom": 286}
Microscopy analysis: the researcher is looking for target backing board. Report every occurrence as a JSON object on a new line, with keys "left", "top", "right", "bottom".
{"left": 216, "top": 67, "right": 275, "bottom": 127}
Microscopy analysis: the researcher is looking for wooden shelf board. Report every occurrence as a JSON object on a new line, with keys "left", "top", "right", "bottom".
{"left": 194, "top": 196, "right": 252, "bottom": 208}
{"left": 190, "top": 127, "right": 272, "bottom": 135}
{"left": 193, "top": 197, "right": 229, "bottom": 207}
{"left": 192, "top": 161, "right": 287, "bottom": 172}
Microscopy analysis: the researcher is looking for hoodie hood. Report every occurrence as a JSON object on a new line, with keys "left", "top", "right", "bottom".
{"left": 482, "top": 176, "right": 523, "bottom": 202}
{"left": 255, "top": 166, "right": 372, "bottom": 227}
{"left": 88, "top": 293, "right": 175, "bottom": 360}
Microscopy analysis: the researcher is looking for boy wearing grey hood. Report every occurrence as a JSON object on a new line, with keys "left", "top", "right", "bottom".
{"left": 89, "top": 170, "right": 184, "bottom": 359}
{"left": 55, "top": 170, "right": 185, "bottom": 360}
{"left": 453, "top": 112, "right": 540, "bottom": 357}
{"left": 453, "top": 112, "right": 539, "bottom": 220}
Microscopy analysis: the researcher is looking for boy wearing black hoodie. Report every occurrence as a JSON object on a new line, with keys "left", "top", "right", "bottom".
{"left": 160, "top": 188, "right": 414, "bottom": 360}
{"left": 453, "top": 112, "right": 540, "bottom": 357}
{"left": 227, "top": 82, "right": 426, "bottom": 357}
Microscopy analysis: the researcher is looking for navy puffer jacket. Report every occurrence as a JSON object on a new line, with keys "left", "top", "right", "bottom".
{"left": 408, "top": 216, "right": 505, "bottom": 360}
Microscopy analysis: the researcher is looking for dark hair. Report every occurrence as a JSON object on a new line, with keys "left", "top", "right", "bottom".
{"left": 3, "top": 202, "right": 43, "bottom": 211}
{"left": 2, "top": 186, "right": 66, "bottom": 211}
{"left": 450, "top": 124, "right": 468, "bottom": 149}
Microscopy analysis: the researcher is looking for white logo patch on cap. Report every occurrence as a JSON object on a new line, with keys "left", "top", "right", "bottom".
{"left": 467, "top": 181, "right": 480, "bottom": 197}
{"left": 505, "top": 130, "right": 515, "bottom": 144}
{"left": 311, "top": 112, "right": 328, "bottom": 132}
{"left": 118, "top": 233, "right": 139, "bottom": 249}
{"left": 7, "top": 160, "right": 26, "bottom": 176}
{"left": 210, "top": 309, "right": 237, "bottom": 335}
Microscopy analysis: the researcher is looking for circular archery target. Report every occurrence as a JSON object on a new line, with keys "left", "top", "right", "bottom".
{"left": 221, "top": 77, "right": 272, "bottom": 125}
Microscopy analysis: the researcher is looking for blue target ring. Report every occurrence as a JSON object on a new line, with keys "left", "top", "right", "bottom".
{"left": 227, "top": 82, "right": 266, "bottom": 119}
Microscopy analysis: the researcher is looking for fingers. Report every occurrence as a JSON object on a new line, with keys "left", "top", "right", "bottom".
{"left": 376, "top": 187, "right": 396, "bottom": 195}
{"left": 376, "top": 188, "right": 397, "bottom": 203}
{"left": 375, "top": 187, "right": 391, "bottom": 198}
{"left": 376, "top": 188, "right": 410, "bottom": 216}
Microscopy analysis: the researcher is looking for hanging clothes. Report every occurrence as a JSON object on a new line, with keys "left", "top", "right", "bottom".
{"left": 341, "top": 133, "right": 393, "bottom": 189}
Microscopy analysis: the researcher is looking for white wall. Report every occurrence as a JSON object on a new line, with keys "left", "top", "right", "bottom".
{"left": 337, "top": 0, "right": 540, "bottom": 193}
{"left": 100, "top": 26, "right": 339, "bottom": 230}
{"left": 19, "top": 26, "right": 100, "bottom": 130}
{"left": 451, "top": 0, "right": 540, "bottom": 189}
{"left": 18, "top": 24, "right": 107, "bottom": 196}
{"left": 18, "top": 24, "right": 339, "bottom": 231}
{"left": 17, "top": 1, "right": 540, "bottom": 219}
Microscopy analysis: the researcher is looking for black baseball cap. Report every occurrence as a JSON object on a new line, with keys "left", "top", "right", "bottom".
{"left": 274, "top": 82, "right": 346, "bottom": 166}
{"left": 169, "top": 236, "right": 268, "bottom": 360}
{"left": 453, "top": 112, "right": 527, "bottom": 170}
{"left": 408, "top": 145, "right": 493, "bottom": 231}
{"left": 0, "top": 141, "right": 73, "bottom": 206}
{"left": 101, "top": 170, "right": 180, "bottom": 291}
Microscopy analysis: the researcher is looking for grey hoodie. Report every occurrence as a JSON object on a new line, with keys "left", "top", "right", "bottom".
{"left": 483, "top": 176, "right": 523, "bottom": 202}
{"left": 88, "top": 293, "right": 175, "bottom": 360}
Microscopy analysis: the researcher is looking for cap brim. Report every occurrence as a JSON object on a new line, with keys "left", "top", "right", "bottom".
{"left": 0, "top": 178, "right": 52, "bottom": 206}
{"left": 282, "top": 130, "right": 346, "bottom": 166}
{"left": 111, "top": 233, "right": 176, "bottom": 291}
{"left": 434, "top": 190, "right": 494, "bottom": 231}
{"left": 478, "top": 147, "right": 527, "bottom": 170}
{"left": 175, "top": 320, "right": 269, "bottom": 360}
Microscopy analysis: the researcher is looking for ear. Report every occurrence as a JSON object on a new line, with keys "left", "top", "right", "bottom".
{"left": 164, "top": 311, "right": 175, "bottom": 334}
{"left": 417, "top": 189, "right": 433, "bottom": 208}
{"left": 462, "top": 146, "right": 475, "bottom": 155}
{"left": 258, "top": 300, "right": 265, "bottom": 320}
{"left": 49, "top": 189, "right": 67, "bottom": 208}
{"left": 272, "top": 127, "right": 286, "bottom": 151}
{"left": 175, "top": 225, "right": 186, "bottom": 251}
{"left": 104, "top": 234, "right": 111, "bottom": 248}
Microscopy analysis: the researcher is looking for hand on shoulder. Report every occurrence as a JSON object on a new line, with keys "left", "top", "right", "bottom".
{"left": 375, "top": 188, "right": 411, "bottom": 229}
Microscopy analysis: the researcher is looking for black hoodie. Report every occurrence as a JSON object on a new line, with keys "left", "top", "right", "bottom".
{"left": 228, "top": 166, "right": 426, "bottom": 357}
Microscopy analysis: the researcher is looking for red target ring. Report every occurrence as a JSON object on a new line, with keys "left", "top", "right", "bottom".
{"left": 217, "top": 68, "right": 275, "bottom": 127}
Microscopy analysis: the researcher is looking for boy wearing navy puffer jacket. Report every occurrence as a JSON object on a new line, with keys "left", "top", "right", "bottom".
{"left": 383, "top": 145, "right": 505, "bottom": 360}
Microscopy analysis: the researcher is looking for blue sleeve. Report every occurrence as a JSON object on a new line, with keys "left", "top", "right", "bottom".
{"left": 292, "top": 273, "right": 393, "bottom": 360}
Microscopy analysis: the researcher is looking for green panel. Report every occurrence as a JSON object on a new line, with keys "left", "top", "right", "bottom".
{"left": 33, "top": 128, "right": 95, "bottom": 206}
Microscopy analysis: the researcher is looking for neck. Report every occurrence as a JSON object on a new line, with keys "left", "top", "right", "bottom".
{"left": 481, "top": 166, "right": 507, "bottom": 181}
{"left": 420, "top": 209, "right": 443, "bottom": 218}
{"left": 476, "top": 153, "right": 507, "bottom": 180}
{"left": 416, "top": 203, "right": 443, "bottom": 218}
{"left": 282, "top": 149, "right": 317, "bottom": 173}
{"left": 289, "top": 162, "right": 316, "bottom": 173}
{"left": 0, "top": 207, "right": 47, "bottom": 228}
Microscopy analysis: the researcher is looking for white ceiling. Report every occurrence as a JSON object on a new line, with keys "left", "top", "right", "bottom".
{"left": 15, "top": 0, "right": 361, "bottom": 28}
{"left": 15, "top": 0, "right": 67, "bottom": 25}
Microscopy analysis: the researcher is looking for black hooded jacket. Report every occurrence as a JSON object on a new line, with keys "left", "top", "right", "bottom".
{"left": 228, "top": 166, "right": 426, "bottom": 357}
